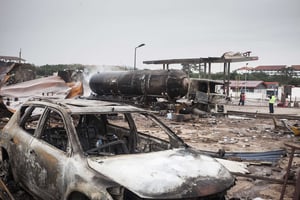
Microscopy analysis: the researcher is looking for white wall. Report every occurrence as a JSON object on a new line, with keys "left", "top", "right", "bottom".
{"left": 227, "top": 87, "right": 300, "bottom": 106}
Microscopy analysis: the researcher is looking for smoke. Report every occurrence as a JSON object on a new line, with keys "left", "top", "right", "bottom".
{"left": 81, "top": 64, "right": 130, "bottom": 96}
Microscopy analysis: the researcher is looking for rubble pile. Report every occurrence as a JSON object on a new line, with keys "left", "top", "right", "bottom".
{"left": 161, "top": 115, "right": 300, "bottom": 199}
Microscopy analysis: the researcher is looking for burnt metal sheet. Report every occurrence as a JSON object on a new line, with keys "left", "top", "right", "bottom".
{"left": 143, "top": 53, "right": 258, "bottom": 65}
{"left": 0, "top": 63, "right": 17, "bottom": 87}
{"left": 0, "top": 75, "right": 83, "bottom": 112}
{"left": 201, "top": 149, "right": 286, "bottom": 163}
{"left": 0, "top": 75, "right": 71, "bottom": 98}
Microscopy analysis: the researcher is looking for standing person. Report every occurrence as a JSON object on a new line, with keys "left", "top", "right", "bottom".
{"left": 269, "top": 94, "right": 276, "bottom": 113}
{"left": 238, "top": 92, "right": 246, "bottom": 106}
{"left": 241, "top": 92, "right": 245, "bottom": 106}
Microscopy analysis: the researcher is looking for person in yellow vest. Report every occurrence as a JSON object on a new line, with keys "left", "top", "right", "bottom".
{"left": 269, "top": 94, "right": 276, "bottom": 113}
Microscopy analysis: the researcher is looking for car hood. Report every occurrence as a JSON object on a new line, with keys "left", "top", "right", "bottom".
{"left": 87, "top": 148, "right": 234, "bottom": 199}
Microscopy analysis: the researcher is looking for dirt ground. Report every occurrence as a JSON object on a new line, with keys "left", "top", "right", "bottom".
{"left": 160, "top": 104, "right": 300, "bottom": 200}
{"left": 1, "top": 104, "right": 299, "bottom": 200}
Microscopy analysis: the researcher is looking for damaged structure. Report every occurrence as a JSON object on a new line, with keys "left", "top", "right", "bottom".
{"left": 0, "top": 60, "right": 35, "bottom": 86}
{"left": 143, "top": 51, "right": 259, "bottom": 97}
{"left": 89, "top": 69, "right": 227, "bottom": 115}
{"left": 0, "top": 98, "right": 235, "bottom": 200}
{"left": 186, "top": 78, "right": 227, "bottom": 114}
{"left": 88, "top": 52, "right": 258, "bottom": 115}
{"left": 0, "top": 60, "right": 84, "bottom": 135}
{"left": 0, "top": 61, "right": 36, "bottom": 120}
{"left": 0, "top": 66, "right": 83, "bottom": 110}
{"left": 1, "top": 52, "right": 299, "bottom": 199}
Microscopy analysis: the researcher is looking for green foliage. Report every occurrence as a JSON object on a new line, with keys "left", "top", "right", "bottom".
{"left": 245, "top": 71, "right": 300, "bottom": 86}
{"left": 210, "top": 72, "right": 224, "bottom": 80}
{"left": 187, "top": 69, "right": 300, "bottom": 86}
{"left": 32, "top": 63, "right": 300, "bottom": 87}
{"left": 36, "top": 64, "right": 84, "bottom": 76}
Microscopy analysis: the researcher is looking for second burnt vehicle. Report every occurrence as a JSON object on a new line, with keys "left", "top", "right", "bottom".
{"left": 0, "top": 98, "right": 234, "bottom": 200}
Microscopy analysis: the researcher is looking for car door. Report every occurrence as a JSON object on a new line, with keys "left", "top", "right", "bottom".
{"left": 9, "top": 105, "right": 46, "bottom": 183}
{"left": 25, "top": 107, "right": 72, "bottom": 200}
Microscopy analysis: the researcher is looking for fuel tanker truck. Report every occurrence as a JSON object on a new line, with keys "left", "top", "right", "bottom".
{"left": 89, "top": 69, "right": 189, "bottom": 103}
{"left": 89, "top": 69, "right": 226, "bottom": 114}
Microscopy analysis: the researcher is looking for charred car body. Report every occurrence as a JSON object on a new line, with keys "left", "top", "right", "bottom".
{"left": 0, "top": 98, "right": 234, "bottom": 200}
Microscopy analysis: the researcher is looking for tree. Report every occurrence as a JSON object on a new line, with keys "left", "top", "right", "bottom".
{"left": 36, "top": 64, "right": 85, "bottom": 76}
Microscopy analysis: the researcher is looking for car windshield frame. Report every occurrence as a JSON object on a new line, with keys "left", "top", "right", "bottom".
{"left": 70, "top": 110, "right": 187, "bottom": 156}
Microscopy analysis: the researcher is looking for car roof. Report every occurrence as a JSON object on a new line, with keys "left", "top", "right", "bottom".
{"left": 25, "top": 98, "right": 146, "bottom": 114}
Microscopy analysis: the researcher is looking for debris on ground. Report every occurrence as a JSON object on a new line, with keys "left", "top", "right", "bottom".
{"left": 162, "top": 112, "right": 300, "bottom": 200}
{"left": 0, "top": 104, "right": 300, "bottom": 199}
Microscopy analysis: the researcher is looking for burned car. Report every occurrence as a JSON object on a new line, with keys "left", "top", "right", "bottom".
{"left": 0, "top": 98, "right": 234, "bottom": 200}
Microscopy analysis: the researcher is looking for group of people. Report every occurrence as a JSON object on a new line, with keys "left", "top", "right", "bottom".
{"left": 238, "top": 92, "right": 276, "bottom": 114}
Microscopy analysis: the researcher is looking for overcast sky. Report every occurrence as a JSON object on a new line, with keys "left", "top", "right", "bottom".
{"left": 1, "top": 0, "right": 300, "bottom": 71}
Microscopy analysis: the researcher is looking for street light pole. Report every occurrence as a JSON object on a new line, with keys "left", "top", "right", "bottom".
{"left": 134, "top": 43, "right": 145, "bottom": 70}
{"left": 244, "top": 63, "right": 248, "bottom": 93}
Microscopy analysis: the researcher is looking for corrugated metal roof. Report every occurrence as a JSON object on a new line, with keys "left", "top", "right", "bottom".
{"left": 254, "top": 65, "right": 286, "bottom": 71}
{"left": 264, "top": 82, "right": 279, "bottom": 86}
{"left": 291, "top": 65, "right": 300, "bottom": 70}
{"left": 0, "top": 56, "right": 26, "bottom": 62}
{"left": 229, "top": 80, "right": 264, "bottom": 88}
{"left": 236, "top": 66, "right": 253, "bottom": 71}
{"left": 143, "top": 52, "right": 258, "bottom": 65}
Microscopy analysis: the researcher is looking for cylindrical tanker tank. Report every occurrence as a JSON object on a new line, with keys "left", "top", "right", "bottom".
{"left": 89, "top": 69, "right": 189, "bottom": 100}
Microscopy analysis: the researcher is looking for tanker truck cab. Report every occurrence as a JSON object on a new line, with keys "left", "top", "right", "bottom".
{"left": 187, "top": 78, "right": 227, "bottom": 114}
{"left": 0, "top": 98, "right": 234, "bottom": 200}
